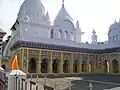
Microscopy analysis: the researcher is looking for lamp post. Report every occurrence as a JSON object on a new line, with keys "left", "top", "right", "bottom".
{"left": 89, "top": 82, "right": 93, "bottom": 90}
{"left": 69, "top": 79, "right": 71, "bottom": 90}
{"left": 65, "top": 77, "right": 72, "bottom": 90}
{"left": 54, "top": 78, "right": 56, "bottom": 90}
{"left": 30, "top": 74, "right": 32, "bottom": 80}
{"left": 54, "top": 74, "right": 58, "bottom": 90}
{"left": 36, "top": 75, "right": 38, "bottom": 83}
{"left": 44, "top": 76, "right": 46, "bottom": 85}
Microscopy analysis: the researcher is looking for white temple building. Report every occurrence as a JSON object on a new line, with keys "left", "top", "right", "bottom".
{"left": 2, "top": 0, "right": 120, "bottom": 61}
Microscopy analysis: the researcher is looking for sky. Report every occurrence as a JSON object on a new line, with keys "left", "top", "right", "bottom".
{"left": 0, "top": 0, "right": 120, "bottom": 43}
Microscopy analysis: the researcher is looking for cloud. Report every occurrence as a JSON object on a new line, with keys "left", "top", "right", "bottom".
{"left": 0, "top": 0, "right": 25, "bottom": 31}
{"left": 1, "top": 0, "right": 120, "bottom": 42}
{"left": 0, "top": 0, "right": 25, "bottom": 40}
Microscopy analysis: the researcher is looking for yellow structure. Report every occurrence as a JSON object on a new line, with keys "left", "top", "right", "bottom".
{"left": 6, "top": 42, "right": 119, "bottom": 74}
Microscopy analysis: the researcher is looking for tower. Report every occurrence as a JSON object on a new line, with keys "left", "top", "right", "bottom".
{"left": 76, "top": 20, "right": 84, "bottom": 43}
{"left": 91, "top": 29, "right": 97, "bottom": 44}
{"left": 53, "top": 0, "right": 76, "bottom": 41}
{"left": 3, "top": 0, "right": 51, "bottom": 57}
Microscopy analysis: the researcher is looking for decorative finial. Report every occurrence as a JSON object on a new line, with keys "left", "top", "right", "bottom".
{"left": 114, "top": 20, "right": 117, "bottom": 23}
{"left": 62, "top": 0, "right": 64, "bottom": 8}
{"left": 76, "top": 20, "right": 79, "bottom": 28}
{"left": 46, "top": 11, "right": 50, "bottom": 21}
{"left": 92, "top": 28, "right": 96, "bottom": 34}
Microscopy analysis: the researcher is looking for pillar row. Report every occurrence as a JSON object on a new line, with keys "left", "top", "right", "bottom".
{"left": 87, "top": 54, "right": 90, "bottom": 72}
{"left": 39, "top": 50, "right": 41, "bottom": 73}
{"left": 59, "top": 52, "right": 63, "bottom": 73}
{"left": 70, "top": 53, "right": 73, "bottom": 73}
{"left": 48, "top": 52, "right": 53, "bottom": 73}
{"left": 37, "top": 54, "right": 41, "bottom": 73}
{"left": 78, "top": 54, "right": 82, "bottom": 73}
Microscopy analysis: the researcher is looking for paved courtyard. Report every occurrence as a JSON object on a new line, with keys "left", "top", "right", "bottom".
{"left": 71, "top": 80, "right": 120, "bottom": 90}
{"left": 70, "top": 74, "right": 120, "bottom": 90}
{"left": 29, "top": 74, "right": 120, "bottom": 90}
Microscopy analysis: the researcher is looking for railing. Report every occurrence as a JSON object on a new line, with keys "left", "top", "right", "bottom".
{"left": 15, "top": 75, "right": 55, "bottom": 90}
{"left": 28, "top": 74, "right": 71, "bottom": 90}
{"left": 3, "top": 71, "right": 120, "bottom": 90}
{"left": 2, "top": 56, "right": 11, "bottom": 60}
{"left": 1, "top": 72, "right": 69, "bottom": 90}
{"left": 0, "top": 70, "right": 7, "bottom": 90}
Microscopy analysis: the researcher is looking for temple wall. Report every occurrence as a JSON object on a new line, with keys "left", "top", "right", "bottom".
{"left": 5, "top": 47, "right": 120, "bottom": 74}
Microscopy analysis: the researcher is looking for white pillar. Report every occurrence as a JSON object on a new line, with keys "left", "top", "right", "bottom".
{"left": 8, "top": 70, "right": 27, "bottom": 90}
{"left": 89, "top": 82, "right": 93, "bottom": 90}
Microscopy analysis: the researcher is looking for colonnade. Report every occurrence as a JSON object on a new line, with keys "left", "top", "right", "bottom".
{"left": 15, "top": 48, "right": 120, "bottom": 74}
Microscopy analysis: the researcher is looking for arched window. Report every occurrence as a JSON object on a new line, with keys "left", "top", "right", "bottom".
{"left": 116, "top": 35, "right": 118, "bottom": 40}
{"left": 109, "top": 36, "right": 111, "bottom": 42}
{"left": 50, "top": 29, "right": 54, "bottom": 39}
{"left": 64, "top": 31, "right": 68, "bottom": 40}
{"left": 70, "top": 32, "right": 74, "bottom": 41}
{"left": 58, "top": 30, "right": 62, "bottom": 39}
{"left": 113, "top": 36, "right": 115, "bottom": 41}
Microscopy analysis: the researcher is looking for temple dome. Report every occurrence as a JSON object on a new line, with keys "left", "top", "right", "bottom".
{"left": 18, "top": 0, "right": 45, "bottom": 20}
{"left": 54, "top": 3, "right": 73, "bottom": 26}
{"left": 108, "top": 21, "right": 120, "bottom": 34}
{"left": 108, "top": 21, "right": 120, "bottom": 43}
{"left": 53, "top": 1, "right": 75, "bottom": 31}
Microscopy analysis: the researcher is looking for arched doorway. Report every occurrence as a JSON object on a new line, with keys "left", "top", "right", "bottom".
{"left": 52, "top": 59, "right": 59, "bottom": 73}
{"left": 82, "top": 60, "right": 87, "bottom": 72}
{"left": 103, "top": 60, "right": 108, "bottom": 73}
{"left": 28, "top": 58, "right": 36, "bottom": 73}
{"left": 41, "top": 58, "right": 49, "bottom": 73}
{"left": 1, "top": 64, "right": 6, "bottom": 70}
{"left": 112, "top": 59, "right": 119, "bottom": 73}
{"left": 63, "top": 59, "right": 70, "bottom": 73}
{"left": 73, "top": 60, "right": 79, "bottom": 73}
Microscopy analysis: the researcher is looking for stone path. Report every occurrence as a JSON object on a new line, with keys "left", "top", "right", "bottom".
{"left": 30, "top": 78, "right": 72, "bottom": 89}
{"left": 28, "top": 75, "right": 120, "bottom": 90}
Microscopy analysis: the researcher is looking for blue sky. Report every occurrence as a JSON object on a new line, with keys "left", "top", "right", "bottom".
{"left": 0, "top": 0, "right": 120, "bottom": 43}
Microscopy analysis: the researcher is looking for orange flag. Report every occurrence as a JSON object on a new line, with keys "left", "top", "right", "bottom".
{"left": 12, "top": 55, "right": 19, "bottom": 70}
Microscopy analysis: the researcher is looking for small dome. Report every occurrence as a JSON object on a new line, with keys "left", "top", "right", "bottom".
{"left": 54, "top": 4, "right": 73, "bottom": 25}
{"left": 108, "top": 21, "right": 120, "bottom": 34}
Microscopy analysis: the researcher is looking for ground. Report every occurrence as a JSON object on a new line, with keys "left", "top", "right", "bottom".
{"left": 28, "top": 74, "right": 120, "bottom": 90}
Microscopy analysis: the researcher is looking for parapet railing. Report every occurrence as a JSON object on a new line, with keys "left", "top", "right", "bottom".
{"left": 14, "top": 75, "right": 55, "bottom": 90}
{"left": 0, "top": 70, "right": 7, "bottom": 90}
